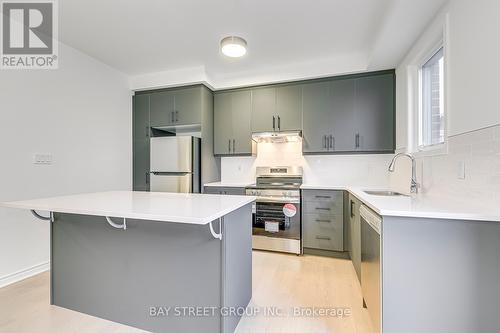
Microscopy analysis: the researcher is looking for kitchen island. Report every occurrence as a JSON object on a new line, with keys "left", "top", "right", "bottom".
{"left": 1, "top": 191, "right": 255, "bottom": 333}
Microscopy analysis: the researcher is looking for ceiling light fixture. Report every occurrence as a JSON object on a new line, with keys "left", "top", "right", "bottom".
{"left": 220, "top": 36, "right": 247, "bottom": 58}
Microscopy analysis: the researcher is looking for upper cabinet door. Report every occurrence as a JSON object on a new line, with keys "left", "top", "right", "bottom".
{"left": 214, "top": 90, "right": 253, "bottom": 155}
{"left": 133, "top": 94, "right": 150, "bottom": 191}
{"left": 329, "top": 78, "right": 356, "bottom": 152}
{"left": 302, "top": 81, "right": 332, "bottom": 153}
{"left": 354, "top": 73, "right": 395, "bottom": 152}
{"left": 276, "top": 85, "right": 302, "bottom": 131}
{"left": 231, "top": 90, "right": 253, "bottom": 154}
{"left": 251, "top": 87, "right": 276, "bottom": 132}
{"left": 214, "top": 92, "right": 234, "bottom": 155}
{"left": 150, "top": 91, "right": 175, "bottom": 127}
{"left": 174, "top": 86, "right": 202, "bottom": 126}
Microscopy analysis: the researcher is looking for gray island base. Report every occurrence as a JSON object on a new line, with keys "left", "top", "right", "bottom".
{"left": 50, "top": 204, "right": 252, "bottom": 333}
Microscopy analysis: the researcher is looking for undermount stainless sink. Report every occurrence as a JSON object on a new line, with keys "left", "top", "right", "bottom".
{"left": 363, "top": 190, "right": 408, "bottom": 197}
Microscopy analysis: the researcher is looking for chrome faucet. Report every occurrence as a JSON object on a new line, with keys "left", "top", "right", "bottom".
{"left": 388, "top": 153, "right": 420, "bottom": 194}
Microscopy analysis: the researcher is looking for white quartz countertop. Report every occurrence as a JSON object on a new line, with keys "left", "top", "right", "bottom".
{"left": 204, "top": 182, "right": 254, "bottom": 188}
{"left": 302, "top": 184, "right": 500, "bottom": 222}
{"left": 1, "top": 191, "right": 256, "bottom": 225}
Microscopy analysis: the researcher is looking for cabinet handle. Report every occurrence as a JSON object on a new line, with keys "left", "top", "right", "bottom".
{"left": 330, "top": 135, "right": 334, "bottom": 150}
{"left": 315, "top": 219, "right": 331, "bottom": 223}
{"left": 278, "top": 116, "right": 281, "bottom": 131}
{"left": 316, "top": 236, "right": 331, "bottom": 240}
{"left": 228, "top": 139, "right": 231, "bottom": 153}
{"left": 324, "top": 135, "right": 328, "bottom": 149}
{"left": 315, "top": 207, "right": 331, "bottom": 211}
{"left": 272, "top": 116, "right": 276, "bottom": 130}
{"left": 232, "top": 139, "right": 235, "bottom": 153}
{"left": 355, "top": 133, "right": 360, "bottom": 148}
{"left": 171, "top": 111, "right": 174, "bottom": 123}
{"left": 315, "top": 195, "right": 331, "bottom": 199}
{"left": 145, "top": 126, "right": 149, "bottom": 137}
{"left": 145, "top": 172, "right": 150, "bottom": 184}
{"left": 350, "top": 200, "right": 355, "bottom": 218}
{"left": 175, "top": 110, "right": 179, "bottom": 122}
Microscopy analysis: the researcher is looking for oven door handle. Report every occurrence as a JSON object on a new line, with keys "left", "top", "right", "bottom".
{"left": 255, "top": 198, "right": 300, "bottom": 204}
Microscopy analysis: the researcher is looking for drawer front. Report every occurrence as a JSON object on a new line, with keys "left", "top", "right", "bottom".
{"left": 303, "top": 213, "right": 343, "bottom": 230}
{"left": 203, "top": 186, "right": 245, "bottom": 195}
{"left": 303, "top": 200, "right": 343, "bottom": 215}
{"left": 302, "top": 190, "right": 343, "bottom": 203}
{"left": 303, "top": 223, "right": 343, "bottom": 251}
{"left": 204, "top": 187, "right": 220, "bottom": 194}
{"left": 303, "top": 213, "right": 343, "bottom": 251}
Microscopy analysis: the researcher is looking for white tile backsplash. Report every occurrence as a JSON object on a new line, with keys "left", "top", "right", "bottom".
{"left": 221, "top": 141, "right": 393, "bottom": 187}
{"left": 221, "top": 124, "right": 500, "bottom": 204}
{"left": 416, "top": 124, "right": 500, "bottom": 202}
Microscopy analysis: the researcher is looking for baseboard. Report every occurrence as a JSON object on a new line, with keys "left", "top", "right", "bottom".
{"left": 0, "top": 262, "right": 50, "bottom": 288}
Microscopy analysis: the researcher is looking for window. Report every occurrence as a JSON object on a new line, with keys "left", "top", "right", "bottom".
{"left": 418, "top": 47, "right": 445, "bottom": 149}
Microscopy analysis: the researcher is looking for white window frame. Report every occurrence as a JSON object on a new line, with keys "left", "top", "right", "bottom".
{"left": 408, "top": 15, "right": 449, "bottom": 157}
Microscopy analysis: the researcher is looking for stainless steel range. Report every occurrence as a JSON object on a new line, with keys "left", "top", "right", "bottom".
{"left": 246, "top": 166, "right": 302, "bottom": 255}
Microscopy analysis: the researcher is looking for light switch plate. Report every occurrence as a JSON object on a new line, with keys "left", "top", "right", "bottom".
{"left": 33, "top": 154, "right": 53, "bottom": 165}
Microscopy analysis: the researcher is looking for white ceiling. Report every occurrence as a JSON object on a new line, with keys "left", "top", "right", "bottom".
{"left": 59, "top": 0, "right": 447, "bottom": 87}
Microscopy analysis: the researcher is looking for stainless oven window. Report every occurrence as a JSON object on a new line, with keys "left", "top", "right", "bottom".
{"left": 253, "top": 202, "right": 300, "bottom": 240}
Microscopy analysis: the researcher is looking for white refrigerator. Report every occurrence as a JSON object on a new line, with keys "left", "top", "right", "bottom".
{"left": 149, "top": 136, "right": 201, "bottom": 193}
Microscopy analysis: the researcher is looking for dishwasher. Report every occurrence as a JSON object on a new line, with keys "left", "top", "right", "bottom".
{"left": 360, "top": 205, "right": 382, "bottom": 333}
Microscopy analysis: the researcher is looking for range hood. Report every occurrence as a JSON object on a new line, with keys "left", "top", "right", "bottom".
{"left": 252, "top": 130, "right": 302, "bottom": 143}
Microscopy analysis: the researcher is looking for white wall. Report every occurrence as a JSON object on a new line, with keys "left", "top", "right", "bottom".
{"left": 0, "top": 43, "right": 132, "bottom": 287}
{"left": 221, "top": 142, "right": 393, "bottom": 187}
{"left": 394, "top": 0, "right": 500, "bottom": 199}
{"left": 397, "top": 0, "right": 500, "bottom": 148}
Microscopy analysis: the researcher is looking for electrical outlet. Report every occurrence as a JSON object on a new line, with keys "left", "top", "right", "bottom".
{"left": 458, "top": 161, "right": 466, "bottom": 180}
{"left": 33, "top": 154, "right": 53, "bottom": 165}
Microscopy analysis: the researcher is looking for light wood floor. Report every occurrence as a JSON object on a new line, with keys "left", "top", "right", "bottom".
{"left": 0, "top": 251, "right": 373, "bottom": 333}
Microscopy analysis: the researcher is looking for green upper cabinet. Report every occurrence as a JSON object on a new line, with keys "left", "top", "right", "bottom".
{"left": 329, "top": 78, "right": 356, "bottom": 151}
{"left": 133, "top": 94, "right": 150, "bottom": 191}
{"left": 251, "top": 84, "right": 302, "bottom": 133}
{"left": 149, "top": 86, "right": 202, "bottom": 127}
{"left": 302, "top": 81, "right": 331, "bottom": 153}
{"left": 214, "top": 90, "right": 253, "bottom": 155}
{"left": 354, "top": 73, "right": 394, "bottom": 152}
{"left": 276, "top": 85, "right": 302, "bottom": 131}
{"left": 302, "top": 71, "right": 395, "bottom": 154}
{"left": 302, "top": 79, "right": 355, "bottom": 153}
{"left": 150, "top": 91, "right": 175, "bottom": 127}
{"left": 174, "top": 86, "right": 202, "bottom": 126}
{"left": 212, "top": 70, "right": 395, "bottom": 156}
{"left": 251, "top": 87, "right": 277, "bottom": 132}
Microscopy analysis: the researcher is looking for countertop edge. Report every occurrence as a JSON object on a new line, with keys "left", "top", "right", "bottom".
{"left": 0, "top": 196, "right": 256, "bottom": 225}
{"left": 301, "top": 185, "right": 500, "bottom": 223}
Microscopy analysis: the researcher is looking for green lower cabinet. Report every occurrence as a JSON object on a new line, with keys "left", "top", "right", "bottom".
{"left": 203, "top": 186, "right": 246, "bottom": 195}
{"left": 302, "top": 190, "right": 344, "bottom": 252}
{"left": 133, "top": 94, "right": 150, "bottom": 191}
